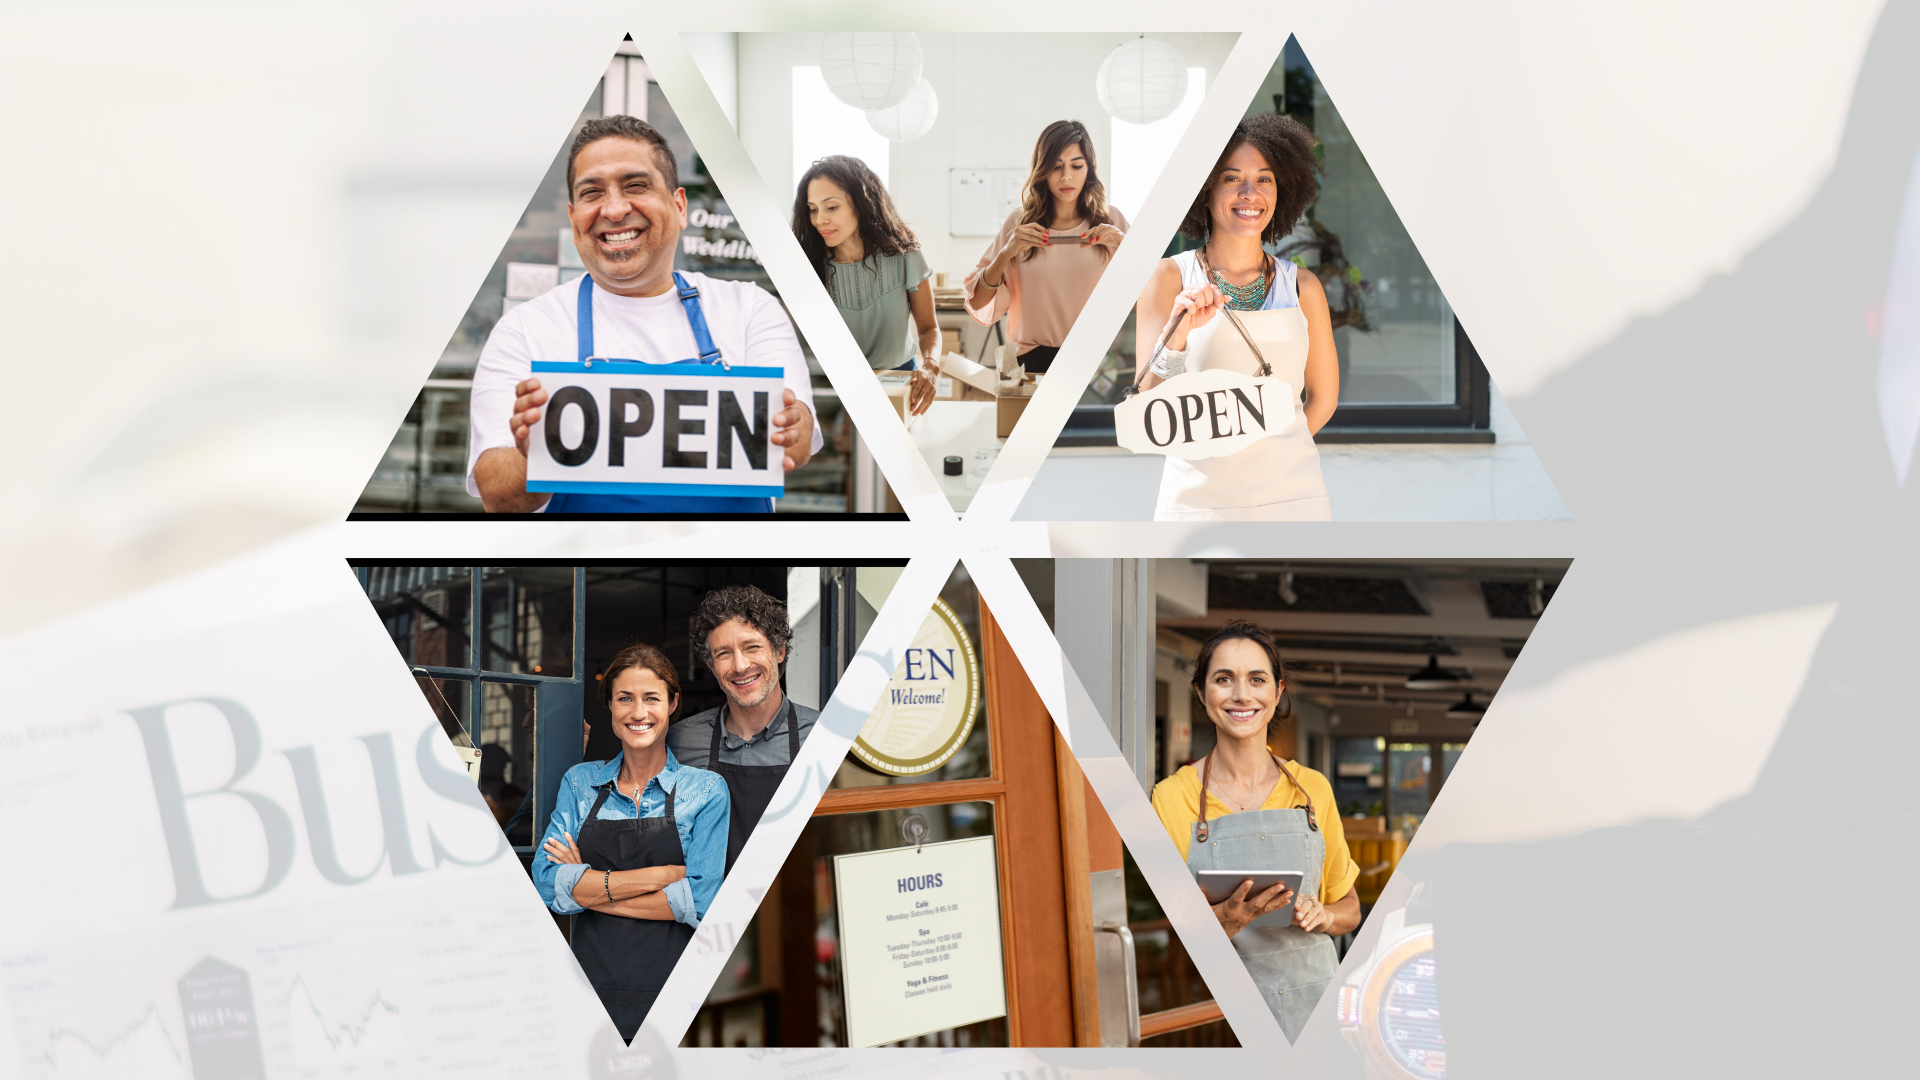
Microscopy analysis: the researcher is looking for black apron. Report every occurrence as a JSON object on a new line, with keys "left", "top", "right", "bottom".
{"left": 572, "top": 779, "right": 694, "bottom": 1042}
{"left": 708, "top": 698, "right": 801, "bottom": 873}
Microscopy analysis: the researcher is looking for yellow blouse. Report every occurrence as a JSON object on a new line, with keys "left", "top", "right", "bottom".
{"left": 1150, "top": 759, "right": 1359, "bottom": 905}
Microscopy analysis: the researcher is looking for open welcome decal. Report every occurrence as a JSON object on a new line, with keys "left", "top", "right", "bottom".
{"left": 524, "top": 360, "right": 786, "bottom": 498}
{"left": 1113, "top": 369, "right": 1298, "bottom": 460}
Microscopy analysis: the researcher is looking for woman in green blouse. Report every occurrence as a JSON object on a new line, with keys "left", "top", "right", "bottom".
{"left": 793, "top": 155, "right": 942, "bottom": 415}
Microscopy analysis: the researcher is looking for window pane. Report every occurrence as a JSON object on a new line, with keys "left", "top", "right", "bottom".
{"left": 832, "top": 564, "right": 991, "bottom": 788}
{"left": 478, "top": 566, "right": 575, "bottom": 676}
{"left": 1272, "top": 39, "right": 1455, "bottom": 406}
{"left": 361, "top": 565, "right": 473, "bottom": 668}
{"left": 1387, "top": 742, "right": 1433, "bottom": 827}
{"left": 1333, "top": 736, "right": 1386, "bottom": 818}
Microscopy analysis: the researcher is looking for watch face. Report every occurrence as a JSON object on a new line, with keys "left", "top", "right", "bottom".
{"left": 1378, "top": 948, "right": 1444, "bottom": 1079}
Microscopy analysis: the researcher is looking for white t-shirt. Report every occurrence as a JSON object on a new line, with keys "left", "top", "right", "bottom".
{"left": 465, "top": 271, "right": 824, "bottom": 499}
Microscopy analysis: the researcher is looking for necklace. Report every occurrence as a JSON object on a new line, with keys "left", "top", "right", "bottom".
{"left": 1211, "top": 267, "right": 1270, "bottom": 310}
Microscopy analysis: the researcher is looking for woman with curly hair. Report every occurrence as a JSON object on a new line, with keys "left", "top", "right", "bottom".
{"left": 795, "top": 156, "right": 942, "bottom": 415}
{"left": 1133, "top": 113, "right": 1340, "bottom": 520}
{"left": 964, "top": 120, "right": 1128, "bottom": 375}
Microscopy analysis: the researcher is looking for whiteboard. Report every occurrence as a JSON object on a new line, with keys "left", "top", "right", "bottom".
{"left": 949, "top": 168, "right": 1025, "bottom": 236}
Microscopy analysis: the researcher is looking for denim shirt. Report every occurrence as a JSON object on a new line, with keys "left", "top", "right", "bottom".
{"left": 530, "top": 748, "right": 730, "bottom": 927}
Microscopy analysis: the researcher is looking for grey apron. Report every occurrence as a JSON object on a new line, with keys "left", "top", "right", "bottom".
{"left": 1186, "top": 755, "right": 1339, "bottom": 1042}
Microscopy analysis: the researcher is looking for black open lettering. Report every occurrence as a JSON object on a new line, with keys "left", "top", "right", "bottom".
{"left": 606, "top": 388, "right": 654, "bottom": 467}
{"left": 1207, "top": 390, "right": 1232, "bottom": 439}
{"left": 542, "top": 386, "right": 599, "bottom": 467}
{"left": 1179, "top": 394, "right": 1205, "bottom": 444}
{"left": 1144, "top": 397, "right": 1177, "bottom": 446}
{"left": 662, "top": 390, "right": 708, "bottom": 469}
{"left": 716, "top": 390, "right": 769, "bottom": 470}
{"left": 1230, "top": 386, "right": 1268, "bottom": 434}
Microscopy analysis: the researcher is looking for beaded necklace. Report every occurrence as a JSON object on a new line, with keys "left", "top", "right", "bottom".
{"left": 1203, "top": 249, "right": 1273, "bottom": 311}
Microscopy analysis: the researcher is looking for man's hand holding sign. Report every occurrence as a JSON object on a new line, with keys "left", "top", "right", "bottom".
{"left": 469, "top": 116, "right": 818, "bottom": 514}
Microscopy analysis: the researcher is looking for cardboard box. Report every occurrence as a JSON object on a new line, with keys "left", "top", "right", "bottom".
{"left": 996, "top": 394, "right": 1030, "bottom": 438}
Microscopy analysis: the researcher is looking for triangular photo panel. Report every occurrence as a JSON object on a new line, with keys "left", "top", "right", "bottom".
{"left": 710, "top": 32, "right": 1239, "bottom": 514}
{"left": 703, "top": 558, "right": 1237, "bottom": 1048}
{"left": 1013, "top": 37, "right": 1572, "bottom": 522}
{"left": 953, "top": 556, "right": 1566, "bottom": 1053}
{"left": 351, "top": 38, "right": 874, "bottom": 518}
{"left": 346, "top": 560, "right": 926, "bottom": 1045}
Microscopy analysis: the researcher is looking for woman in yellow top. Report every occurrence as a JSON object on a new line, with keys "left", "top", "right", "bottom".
{"left": 1151, "top": 620, "right": 1361, "bottom": 1042}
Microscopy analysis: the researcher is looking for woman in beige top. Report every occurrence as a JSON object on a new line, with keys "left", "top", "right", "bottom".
{"left": 964, "top": 120, "right": 1127, "bottom": 374}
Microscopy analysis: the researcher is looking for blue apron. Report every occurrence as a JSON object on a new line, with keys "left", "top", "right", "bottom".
{"left": 543, "top": 273, "right": 775, "bottom": 514}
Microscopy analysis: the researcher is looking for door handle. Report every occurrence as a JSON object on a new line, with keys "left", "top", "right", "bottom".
{"left": 1095, "top": 921, "right": 1140, "bottom": 1047}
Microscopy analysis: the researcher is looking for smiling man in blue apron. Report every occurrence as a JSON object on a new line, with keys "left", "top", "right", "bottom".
{"left": 466, "top": 115, "right": 821, "bottom": 513}
{"left": 669, "top": 585, "right": 817, "bottom": 874}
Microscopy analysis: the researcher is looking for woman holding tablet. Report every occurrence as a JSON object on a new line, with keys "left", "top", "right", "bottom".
{"left": 964, "top": 120, "right": 1128, "bottom": 375}
{"left": 795, "top": 156, "right": 943, "bottom": 416}
{"left": 1150, "top": 621, "right": 1360, "bottom": 1042}
{"left": 532, "top": 643, "right": 730, "bottom": 1040}
{"left": 1132, "top": 113, "right": 1339, "bottom": 520}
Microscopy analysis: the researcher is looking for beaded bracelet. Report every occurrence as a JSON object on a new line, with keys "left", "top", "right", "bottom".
{"left": 603, "top": 870, "right": 613, "bottom": 904}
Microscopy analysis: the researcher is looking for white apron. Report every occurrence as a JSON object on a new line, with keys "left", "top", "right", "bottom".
{"left": 1154, "top": 253, "right": 1331, "bottom": 520}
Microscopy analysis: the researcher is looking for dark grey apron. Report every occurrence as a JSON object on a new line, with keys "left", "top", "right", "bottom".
{"left": 572, "top": 778, "right": 694, "bottom": 1042}
{"left": 708, "top": 698, "right": 801, "bottom": 874}
{"left": 1186, "top": 754, "right": 1340, "bottom": 1043}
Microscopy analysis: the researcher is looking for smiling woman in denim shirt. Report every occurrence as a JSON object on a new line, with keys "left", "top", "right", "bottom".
{"left": 531, "top": 642, "right": 729, "bottom": 1041}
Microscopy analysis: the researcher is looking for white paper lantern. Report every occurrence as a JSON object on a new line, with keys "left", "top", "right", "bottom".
{"left": 820, "top": 32, "right": 924, "bottom": 112}
{"left": 1096, "top": 37, "right": 1189, "bottom": 125}
{"left": 866, "top": 78, "right": 939, "bottom": 142}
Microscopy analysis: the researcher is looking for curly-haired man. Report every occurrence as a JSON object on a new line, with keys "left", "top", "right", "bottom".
{"left": 668, "top": 583, "right": 817, "bottom": 872}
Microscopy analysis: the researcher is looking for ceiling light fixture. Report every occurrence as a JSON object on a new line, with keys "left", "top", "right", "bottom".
{"left": 1278, "top": 571, "right": 1298, "bottom": 606}
{"left": 1446, "top": 692, "right": 1486, "bottom": 721}
{"left": 1528, "top": 577, "right": 1546, "bottom": 617}
{"left": 1405, "top": 654, "right": 1460, "bottom": 690}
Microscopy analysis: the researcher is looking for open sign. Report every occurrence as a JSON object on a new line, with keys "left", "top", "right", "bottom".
{"left": 1113, "top": 369, "right": 1298, "bottom": 460}
{"left": 523, "top": 360, "right": 786, "bottom": 498}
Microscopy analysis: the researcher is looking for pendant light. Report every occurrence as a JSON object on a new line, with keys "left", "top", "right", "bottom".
{"left": 1405, "top": 654, "right": 1458, "bottom": 691}
{"left": 866, "top": 77, "right": 939, "bottom": 142}
{"left": 819, "top": 32, "right": 924, "bottom": 112}
{"left": 1096, "top": 37, "right": 1189, "bottom": 125}
{"left": 1445, "top": 692, "right": 1485, "bottom": 720}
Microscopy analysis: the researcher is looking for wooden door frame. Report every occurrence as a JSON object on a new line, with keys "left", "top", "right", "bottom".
{"left": 808, "top": 598, "right": 1083, "bottom": 1046}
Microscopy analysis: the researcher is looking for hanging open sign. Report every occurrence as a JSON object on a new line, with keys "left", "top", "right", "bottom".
{"left": 1113, "top": 369, "right": 1297, "bottom": 460}
{"left": 523, "top": 360, "right": 786, "bottom": 498}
